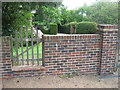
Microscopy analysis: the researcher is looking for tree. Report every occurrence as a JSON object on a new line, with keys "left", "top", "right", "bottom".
{"left": 79, "top": 2, "right": 118, "bottom": 24}
{"left": 2, "top": 2, "right": 62, "bottom": 36}
{"left": 60, "top": 5, "right": 84, "bottom": 24}
{"left": 2, "top": 2, "right": 37, "bottom": 36}
{"left": 42, "top": 6, "right": 63, "bottom": 25}
{"left": 32, "top": 2, "right": 62, "bottom": 25}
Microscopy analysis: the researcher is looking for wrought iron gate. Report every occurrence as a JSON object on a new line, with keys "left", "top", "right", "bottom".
{"left": 11, "top": 26, "right": 44, "bottom": 66}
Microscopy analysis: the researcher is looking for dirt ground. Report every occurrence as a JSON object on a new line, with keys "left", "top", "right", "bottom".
{"left": 2, "top": 75, "right": 118, "bottom": 88}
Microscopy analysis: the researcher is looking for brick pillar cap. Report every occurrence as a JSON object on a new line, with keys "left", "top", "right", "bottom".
{"left": 98, "top": 24, "right": 118, "bottom": 29}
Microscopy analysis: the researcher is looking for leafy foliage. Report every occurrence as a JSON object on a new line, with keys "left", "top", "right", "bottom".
{"left": 60, "top": 5, "right": 84, "bottom": 24}
{"left": 42, "top": 6, "right": 63, "bottom": 25}
{"left": 33, "top": 2, "right": 62, "bottom": 27}
{"left": 60, "top": 22, "right": 77, "bottom": 34}
{"left": 79, "top": 2, "right": 118, "bottom": 24}
{"left": 2, "top": 2, "right": 36, "bottom": 36}
{"left": 40, "top": 25, "right": 49, "bottom": 34}
{"left": 2, "top": 2, "right": 118, "bottom": 36}
{"left": 49, "top": 23, "right": 58, "bottom": 35}
{"left": 60, "top": 23, "right": 70, "bottom": 34}
{"left": 60, "top": 21, "right": 97, "bottom": 34}
{"left": 2, "top": 2, "right": 61, "bottom": 36}
{"left": 76, "top": 22, "right": 97, "bottom": 34}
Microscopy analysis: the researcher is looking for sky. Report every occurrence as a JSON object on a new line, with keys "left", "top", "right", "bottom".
{"left": 62, "top": 0, "right": 118, "bottom": 10}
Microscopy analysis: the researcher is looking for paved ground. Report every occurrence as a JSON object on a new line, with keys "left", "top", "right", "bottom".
{"left": 2, "top": 75, "right": 118, "bottom": 88}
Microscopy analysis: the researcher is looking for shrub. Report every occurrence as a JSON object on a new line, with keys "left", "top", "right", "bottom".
{"left": 60, "top": 22, "right": 78, "bottom": 34}
{"left": 70, "top": 22, "right": 78, "bottom": 26}
{"left": 76, "top": 22, "right": 97, "bottom": 34}
{"left": 34, "top": 22, "right": 49, "bottom": 34}
{"left": 61, "top": 23, "right": 70, "bottom": 34}
{"left": 40, "top": 26, "right": 49, "bottom": 34}
{"left": 49, "top": 23, "right": 58, "bottom": 35}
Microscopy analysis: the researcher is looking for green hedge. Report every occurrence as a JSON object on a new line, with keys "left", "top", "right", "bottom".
{"left": 49, "top": 23, "right": 58, "bottom": 35}
{"left": 61, "top": 23, "right": 70, "bottom": 34}
{"left": 76, "top": 22, "right": 97, "bottom": 34}
{"left": 40, "top": 26, "right": 49, "bottom": 34}
{"left": 60, "top": 22, "right": 77, "bottom": 34}
{"left": 34, "top": 23, "right": 49, "bottom": 34}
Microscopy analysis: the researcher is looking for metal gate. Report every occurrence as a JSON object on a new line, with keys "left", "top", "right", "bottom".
{"left": 11, "top": 26, "right": 44, "bottom": 66}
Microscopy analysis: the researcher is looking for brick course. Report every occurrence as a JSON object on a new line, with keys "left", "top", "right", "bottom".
{"left": 0, "top": 37, "right": 12, "bottom": 79}
{"left": 0, "top": 24, "right": 118, "bottom": 79}
{"left": 44, "top": 34, "right": 101, "bottom": 75}
{"left": 99, "top": 25, "right": 118, "bottom": 75}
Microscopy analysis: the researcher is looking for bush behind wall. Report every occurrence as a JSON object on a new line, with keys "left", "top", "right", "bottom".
{"left": 60, "top": 22, "right": 97, "bottom": 34}
{"left": 49, "top": 23, "right": 58, "bottom": 35}
{"left": 60, "top": 22, "right": 77, "bottom": 34}
{"left": 76, "top": 22, "right": 97, "bottom": 34}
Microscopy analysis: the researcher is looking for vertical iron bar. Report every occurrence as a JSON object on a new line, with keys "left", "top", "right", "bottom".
{"left": 15, "top": 30, "right": 19, "bottom": 65}
{"left": 26, "top": 26, "right": 29, "bottom": 65}
{"left": 36, "top": 28, "right": 39, "bottom": 65}
{"left": 20, "top": 27, "right": 24, "bottom": 65}
{"left": 31, "top": 27, "right": 34, "bottom": 65}
{"left": 42, "top": 35, "right": 45, "bottom": 66}
{"left": 10, "top": 35, "right": 14, "bottom": 66}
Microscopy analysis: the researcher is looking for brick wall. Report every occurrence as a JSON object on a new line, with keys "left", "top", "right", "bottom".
{"left": 98, "top": 24, "right": 118, "bottom": 75}
{"left": 0, "top": 24, "right": 118, "bottom": 79}
{"left": 44, "top": 34, "right": 101, "bottom": 75}
{"left": 0, "top": 37, "right": 12, "bottom": 79}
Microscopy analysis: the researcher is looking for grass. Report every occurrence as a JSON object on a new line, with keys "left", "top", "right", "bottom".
{"left": 13, "top": 61, "right": 42, "bottom": 66}
{"left": 13, "top": 42, "right": 42, "bottom": 59}
{"left": 13, "top": 42, "right": 42, "bottom": 66}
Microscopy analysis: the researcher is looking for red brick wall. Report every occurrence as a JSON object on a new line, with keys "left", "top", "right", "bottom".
{"left": 1, "top": 24, "right": 118, "bottom": 79}
{"left": 43, "top": 35, "right": 101, "bottom": 75}
{"left": 0, "top": 37, "right": 12, "bottom": 79}
{"left": 99, "top": 24, "right": 118, "bottom": 75}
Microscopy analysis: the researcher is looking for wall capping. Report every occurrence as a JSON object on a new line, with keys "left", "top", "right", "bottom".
{"left": 44, "top": 34, "right": 100, "bottom": 36}
{"left": 98, "top": 29, "right": 118, "bottom": 31}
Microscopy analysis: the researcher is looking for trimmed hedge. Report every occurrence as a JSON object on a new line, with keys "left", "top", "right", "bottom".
{"left": 60, "top": 22, "right": 77, "bottom": 34}
{"left": 49, "top": 23, "right": 58, "bottom": 35}
{"left": 61, "top": 23, "right": 70, "bottom": 34}
{"left": 76, "top": 22, "right": 97, "bottom": 34}
{"left": 35, "top": 24, "right": 49, "bottom": 34}
{"left": 41, "top": 26, "right": 49, "bottom": 34}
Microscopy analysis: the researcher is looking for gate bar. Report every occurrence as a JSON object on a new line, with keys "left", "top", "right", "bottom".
{"left": 31, "top": 27, "right": 34, "bottom": 65}
{"left": 20, "top": 27, "right": 24, "bottom": 65}
{"left": 42, "top": 35, "right": 45, "bottom": 66}
{"left": 26, "top": 26, "right": 29, "bottom": 65}
{"left": 15, "top": 30, "right": 19, "bottom": 65}
{"left": 36, "top": 28, "right": 39, "bottom": 65}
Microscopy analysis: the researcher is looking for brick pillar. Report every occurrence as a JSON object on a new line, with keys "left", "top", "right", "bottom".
{"left": 0, "top": 36, "right": 12, "bottom": 79}
{"left": 98, "top": 24, "right": 118, "bottom": 75}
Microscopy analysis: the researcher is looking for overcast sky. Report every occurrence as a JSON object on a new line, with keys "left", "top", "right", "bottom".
{"left": 62, "top": 0, "right": 118, "bottom": 10}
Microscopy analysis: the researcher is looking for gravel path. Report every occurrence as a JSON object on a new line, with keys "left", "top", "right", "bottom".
{"left": 2, "top": 75, "right": 118, "bottom": 88}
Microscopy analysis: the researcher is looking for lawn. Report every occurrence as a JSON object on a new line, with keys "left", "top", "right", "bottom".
{"left": 13, "top": 42, "right": 42, "bottom": 65}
